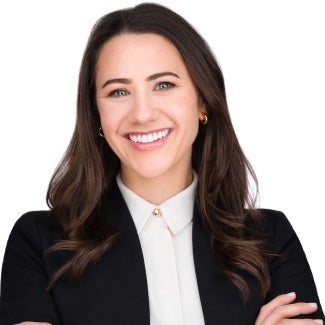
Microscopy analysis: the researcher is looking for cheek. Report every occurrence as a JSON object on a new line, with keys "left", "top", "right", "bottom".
{"left": 98, "top": 105, "right": 123, "bottom": 135}
{"left": 184, "top": 99, "right": 201, "bottom": 140}
{"left": 99, "top": 113, "right": 123, "bottom": 155}
{"left": 176, "top": 96, "right": 201, "bottom": 127}
{"left": 171, "top": 103, "right": 200, "bottom": 146}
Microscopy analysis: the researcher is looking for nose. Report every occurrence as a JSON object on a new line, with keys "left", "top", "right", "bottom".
{"left": 129, "top": 92, "right": 158, "bottom": 124}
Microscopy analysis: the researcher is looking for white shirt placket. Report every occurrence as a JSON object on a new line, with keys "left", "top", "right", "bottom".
{"left": 141, "top": 213, "right": 184, "bottom": 325}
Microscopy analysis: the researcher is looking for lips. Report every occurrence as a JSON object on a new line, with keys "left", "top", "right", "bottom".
{"left": 128, "top": 128, "right": 170, "bottom": 143}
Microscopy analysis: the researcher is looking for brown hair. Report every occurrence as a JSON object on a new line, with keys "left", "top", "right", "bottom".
{"left": 47, "top": 2, "right": 270, "bottom": 301}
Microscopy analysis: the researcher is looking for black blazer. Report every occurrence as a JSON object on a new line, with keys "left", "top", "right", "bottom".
{"left": 0, "top": 185, "right": 324, "bottom": 324}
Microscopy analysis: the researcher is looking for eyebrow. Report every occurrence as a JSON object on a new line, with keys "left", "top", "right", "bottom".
{"left": 101, "top": 71, "right": 180, "bottom": 89}
{"left": 101, "top": 78, "right": 131, "bottom": 89}
{"left": 146, "top": 71, "right": 180, "bottom": 81}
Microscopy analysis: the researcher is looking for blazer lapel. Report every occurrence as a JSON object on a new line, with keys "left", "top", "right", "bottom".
{"left": 102, "top": 184, "right": 150, "bottom": 324}
{"left": 50, "top": 183, "right": 150, "bottom": 325}
{"left": 192, "top": 206, "right": 262, "bottom": 325}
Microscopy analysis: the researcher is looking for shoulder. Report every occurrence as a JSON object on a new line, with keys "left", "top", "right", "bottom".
{"left": 256, "top": 212, "right": 324, "bottom": 312}
{"left": 258, "top": 208, "right": 295, "bottom": 241}
{"left": 246, "top": 208, "right": 294, "bottom": 238}
{"left": 13, "top": 210, "right": 50, "bottom": 229}
{"left": 0, "top": 212, "right": 65, "bottom": 324}
{"left": 7, "top": 210, "right": 62, "bottom": 253}
{"left": 11, "top": 210, "right": 56, "bottom": 234}
{"left": 256, "top": 209, "right": 304, "bottom": 260}
{"left": 259, "top": 208, "right": 292, "bottom": 229}
{"left": 258, "top": 208, "right": 288, "bottom": 223}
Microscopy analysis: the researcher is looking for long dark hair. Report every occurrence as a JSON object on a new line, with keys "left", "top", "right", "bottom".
{"left": 47, "top": 2, "right": 270, "bottom": 301}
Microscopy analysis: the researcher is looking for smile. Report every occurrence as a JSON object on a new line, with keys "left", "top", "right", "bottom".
{"left": 128, "top": 128, "right": 170, "bottom": 143}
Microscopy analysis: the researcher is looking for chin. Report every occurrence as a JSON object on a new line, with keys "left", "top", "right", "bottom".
{"left": 129, "top": 162, "right": 173, "bottom": 181}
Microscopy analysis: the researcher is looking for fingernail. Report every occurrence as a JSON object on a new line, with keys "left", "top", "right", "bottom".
{"left": 308, "top": 302, "right": 318, "bottom": 308}
{"left": 287, "top": 292, "right": 296, "bottom": 297}
{"left": 314, "top": 320, "right": 323, "bottom": 324}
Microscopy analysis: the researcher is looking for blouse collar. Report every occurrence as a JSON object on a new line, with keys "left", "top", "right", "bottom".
{"left": 116, "top": 172, "right": 198, "bottom": 235}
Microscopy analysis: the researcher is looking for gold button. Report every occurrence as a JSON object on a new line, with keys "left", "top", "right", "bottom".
{"left": 152, "top": 208, "right": 162, "bottom": 217}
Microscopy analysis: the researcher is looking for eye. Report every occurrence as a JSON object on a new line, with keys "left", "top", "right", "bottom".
{"left": 108, "top": 89, "right": 130, "bottom": 97}
{"left": 155, "top": 81, "right": 175, "bottom": 91}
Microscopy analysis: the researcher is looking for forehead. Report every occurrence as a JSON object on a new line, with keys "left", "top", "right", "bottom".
{"left": 96, "top": 32, "right": 186, "bottom": 77}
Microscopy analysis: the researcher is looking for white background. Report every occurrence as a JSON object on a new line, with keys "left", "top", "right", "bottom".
{"left": 0, "top": 0, "right": 324, "bottom": 306}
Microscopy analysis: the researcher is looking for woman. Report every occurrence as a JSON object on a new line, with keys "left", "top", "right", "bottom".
{"left": 0, "top": 3, "right": 323, "bottom": 324}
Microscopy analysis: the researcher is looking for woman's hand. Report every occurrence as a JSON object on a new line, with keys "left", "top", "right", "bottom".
{"left": 255, "top": 292, "right": 323, "bottom": 324}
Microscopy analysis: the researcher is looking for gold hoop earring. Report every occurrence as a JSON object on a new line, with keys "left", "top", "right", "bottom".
{"left": 99, "top": 127, "right": 105, "bottom": 137}
{"left": 200, "top": 113, "right": 208, "bottom": 125}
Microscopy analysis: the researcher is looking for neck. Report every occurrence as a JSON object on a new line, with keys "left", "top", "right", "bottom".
{"left": 120, "top": 168, "right": 193, "bottom": 205}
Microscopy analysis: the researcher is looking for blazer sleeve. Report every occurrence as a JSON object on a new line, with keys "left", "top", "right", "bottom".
{"left": 264, "top": 209, "right": 324, "bottom": 320}
{"left": 0, "top": 212, "right": 62, "bottom": 325}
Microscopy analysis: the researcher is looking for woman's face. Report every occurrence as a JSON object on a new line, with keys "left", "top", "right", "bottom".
{"left": 96, "top": 33, "right": 205, "bottom": 184}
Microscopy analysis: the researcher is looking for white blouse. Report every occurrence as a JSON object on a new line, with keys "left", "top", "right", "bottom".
{"left": 116, "top": 174, "right": 205, "bottom": 325}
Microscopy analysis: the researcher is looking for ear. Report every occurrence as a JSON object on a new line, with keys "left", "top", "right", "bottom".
{"left": 198, "top": 97, "right": 207, "bottom": 116}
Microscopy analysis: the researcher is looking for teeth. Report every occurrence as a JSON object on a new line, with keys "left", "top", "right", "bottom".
{"left": 129, "top": 129, "right": 169, "bottom": 143}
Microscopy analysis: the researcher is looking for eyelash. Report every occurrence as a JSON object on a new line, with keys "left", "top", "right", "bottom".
{"left": 106, "top": 81, "right": 176, "bottom": 97}
{"left": 107, "top": 89, "right": 129, "bottom": 97}
{"left": 155, "top": 81, "right": 176, "bottom": 91}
